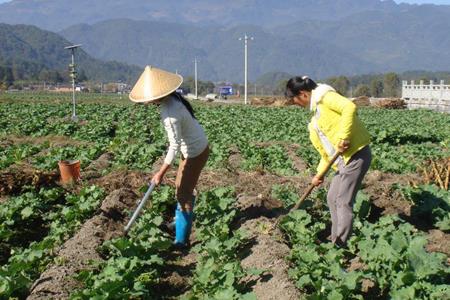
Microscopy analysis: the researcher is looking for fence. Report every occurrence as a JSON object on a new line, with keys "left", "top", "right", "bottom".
{"left": 402, "top": 80, "right": 450, "bottom": 113}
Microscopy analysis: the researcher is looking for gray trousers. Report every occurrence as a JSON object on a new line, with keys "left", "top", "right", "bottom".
{"left": 327, "top": 145, "right": 372, "bottom": 245}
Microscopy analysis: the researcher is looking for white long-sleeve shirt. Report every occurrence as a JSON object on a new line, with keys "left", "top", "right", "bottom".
{"left": 160, "top": 95, "right": 208, "bottom": 165}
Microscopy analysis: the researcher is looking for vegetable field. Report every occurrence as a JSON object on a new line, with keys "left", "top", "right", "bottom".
{"left": 0, "top": 92, "right": 449, "bottom": 300}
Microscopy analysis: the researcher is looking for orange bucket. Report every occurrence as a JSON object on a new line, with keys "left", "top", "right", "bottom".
{"left": 58, "top": 160, "right": 81, "bottom": 184}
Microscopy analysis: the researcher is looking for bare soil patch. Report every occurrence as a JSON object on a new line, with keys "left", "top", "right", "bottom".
{"left": 240, "top": 217, "right": 301, "bottom": 300}
{"left": 362, "top": 170, "right": 421, "bottom": 216}
{"left": 3, "top": 135, "right": 90, "bottom": 147}
{"left": 158, "top": 251, "right": 198, "bottom": 299}
{"left": 83, "top": 152, "right": 114, "bottom": 180}
{"left": 28, "top": 188, "right": 137, "bottom": 300}
{"left": 426, "top": 229, "right": 450, "bottom": 257}
{"left": 89, "top": 169, "right": 147, "bottom": 194}
{"left": 0, "top": 164, "right": 59, "bottom": 196}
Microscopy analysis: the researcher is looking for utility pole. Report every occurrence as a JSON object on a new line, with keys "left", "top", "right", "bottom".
{"left": 194, "top": 58, "right": 198, "bottom": 99}
{"left": 64, "top": 44, "right": 82, "bottom": 121}
{"left": 239, "top": 34, "right": 254, "bottom": 105}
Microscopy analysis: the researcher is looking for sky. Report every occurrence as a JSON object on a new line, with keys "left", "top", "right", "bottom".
{"left": 396, "top": 0, "right": 450, "bottom": 3}
{"left": 1, "top": 0, "right": 450, "bottom": 3}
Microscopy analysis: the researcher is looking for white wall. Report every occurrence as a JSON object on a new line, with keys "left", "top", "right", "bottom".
{"left": 402, "top": 80, "right": 450, "bottom": 113}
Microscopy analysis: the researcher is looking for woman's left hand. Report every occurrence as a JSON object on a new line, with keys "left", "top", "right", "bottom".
{"left": 337, "top": 139, "right": 350, "bottom": 153}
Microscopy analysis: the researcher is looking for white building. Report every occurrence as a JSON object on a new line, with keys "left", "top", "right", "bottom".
{"left": 402, "top": 80, "right": 450, "bottom": 113}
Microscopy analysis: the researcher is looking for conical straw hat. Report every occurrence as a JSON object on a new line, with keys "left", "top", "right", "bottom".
{"left": 129, "top": 66, "right": 183, "bottom": 102}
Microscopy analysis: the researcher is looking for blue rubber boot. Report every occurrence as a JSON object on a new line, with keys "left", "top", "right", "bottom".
{"left": 174, "top": 209, "right": 193, "bottom": 245}
{"left": 173, "top": 196, "right": 196, "bottom": 246}
{"left": 169, "top": 196, "right": 195, "bottom": 232}
{"left": 187, "top": 196, "right": 196, "bottom": 237}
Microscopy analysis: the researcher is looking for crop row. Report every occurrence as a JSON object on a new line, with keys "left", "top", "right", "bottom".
{"left": 0, "top": 185, "right": 105, "bottom": 299}
{"left": 280, "top": 190, "right": 450, "bottom": 299}
{"left": 1, "top": 103, "right": 449, "bottom": 175}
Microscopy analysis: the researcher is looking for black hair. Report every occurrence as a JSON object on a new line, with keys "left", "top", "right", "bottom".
{"left": 171, "top": 92, "right": 196, "bottom": 119}
{"left": 285, "top": 76, "right": 318, "bottom": 100}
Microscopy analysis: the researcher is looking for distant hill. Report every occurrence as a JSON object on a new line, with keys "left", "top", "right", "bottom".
{"left": 59, "top": 19, "right": 378, "bottom": 81}
{"left": 0, "top": 0, "right": 405, "bottom": 31}
{"left": 0, "top": 24, "right": 140, "bottom": 83}
{"left": 59, "top": 14, "right": 450, "bottom": 81}
{"left": 1, "top": 1, "right": 450, "bottom": 82}
{"left": 255, "top": 72, "right": 293, "bottom": 87}
{"left": 272, "top": 7, "right": 450, "bottom": 72}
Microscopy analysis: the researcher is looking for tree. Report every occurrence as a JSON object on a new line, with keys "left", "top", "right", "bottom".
{"left": 0, "top": 81, "right": 7, "bottom": 91}
{"left": 418, "top": 77, "right": 430, "bottom": 84}
{"left": 38, "top": 69, "right": 64, "bottom": 84}
{"left": 326, "top": 76, "right": 350, "bottom": 96}
{"left": 353, "top": 84, "right": 371, "bottom": 97}
{"left": 383, "top": 72, "right": 400, "bottom": 97}
{"left": 274, "top": 79, "right": 288, "bottom": 96}
{"left": 0, "top": 66, "right": 14, "bottom": 87}
{"left": 181, "top": 76, "right": 215, "bottom": 96}
{"left": 370, "top": 79, "right": 383, "bottom": 98}
{"left": 78, "top": 69, "right": 88, "bottom": 82}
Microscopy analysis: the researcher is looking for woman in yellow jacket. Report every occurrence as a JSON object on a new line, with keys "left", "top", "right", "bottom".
{"left": 285, "top": 76, "right": 372, "bottom": 246}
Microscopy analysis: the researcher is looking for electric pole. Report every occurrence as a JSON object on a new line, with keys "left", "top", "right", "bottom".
{"left": 194, "top": 58, "right": 199, "bottom": 99}
{"left": 239, "top": 34, "right": 254, "bottom": 105}
{"left": 64, "top": 44, "right": 82, "bottom": 121}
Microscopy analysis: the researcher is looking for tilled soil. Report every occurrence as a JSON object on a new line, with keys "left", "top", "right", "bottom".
{"left": 89, "top": 169, "right": 147, "bottom": 194}
{"left": 227, "top": 151, "right": 306, "bottom": 299}
{"left": 15, "top": 147, "right": 448, "bottom": 299}
{"left": 426, "top": 229, "right": 450, "bottom": 257}
{"left": 0, "top": 165, "right": 59, "bottom": 196}
{"left": 362, "top": 170, "right": 420, "bottom": 216}
{"left": 82, "top": 152, "right": 114, "bottom": 180}
{"left": 240, "top": 217, "right": 301, "bottom": 300}
{"left": 27, "top": 188, "right": 138, "bottom": 300}
{"left": 3, "top": 135, "right": 90, "bottom": 147}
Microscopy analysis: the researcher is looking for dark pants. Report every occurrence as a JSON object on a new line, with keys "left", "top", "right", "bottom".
{"left": 327, "top": 145, "right": 372, "bottom": 245}
{"left": 175, "top": 145, "right": 209, "bottom": 211}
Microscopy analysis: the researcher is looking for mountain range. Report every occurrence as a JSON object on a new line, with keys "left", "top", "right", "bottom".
{"left": 0, "top": 23, "right": 140, "bottom": 83}
{"left": 0, "top": 0, "right": 408, "bottom": 30}
{"left": 58, "top": 11, "right": 450, "bottom": 81}
{"left": 0, "top": 0, "right": 449, "bottom": 82}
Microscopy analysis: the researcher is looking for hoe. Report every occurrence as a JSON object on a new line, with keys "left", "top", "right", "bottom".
{"left": 275, "top": 151, "right": 341, "bottom": 227}
{"left": 124, "top": 182, "right": 156, "bottom": 235}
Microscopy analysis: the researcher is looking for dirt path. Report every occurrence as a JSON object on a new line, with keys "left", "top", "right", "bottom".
{"left": 219, "top": 150, "right": 305, "bottom": 299}
{"left": 27, "top": 188, "right": 137, "bottom": 299}
{"left": 240, "top": 216, "right": 301, "bottom": 300}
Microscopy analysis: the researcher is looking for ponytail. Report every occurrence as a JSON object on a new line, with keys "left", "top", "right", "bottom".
{"left": 172, "top": 92, "right": 196, "bottom": 119}
{"left": 285, "top": 76, "right": 318, "bottom": 100}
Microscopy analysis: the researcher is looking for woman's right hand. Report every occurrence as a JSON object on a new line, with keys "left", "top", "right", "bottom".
{"left": 151, "top": 163, "right": 170, "bottom": 186}
{"left": 151, "top": 172, "right": 163, "bottom": 186}
{"left": 312, "top": 175, "right": 324, "bottom": 186}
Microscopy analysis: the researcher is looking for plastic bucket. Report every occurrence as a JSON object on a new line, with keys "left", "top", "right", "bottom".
{"left": 58, "top": 160, "right": 81, "bottom": 184}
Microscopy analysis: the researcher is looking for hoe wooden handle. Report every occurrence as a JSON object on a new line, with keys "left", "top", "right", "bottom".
{"left": 290, "top": 151, "right": 341, "bottom": 212}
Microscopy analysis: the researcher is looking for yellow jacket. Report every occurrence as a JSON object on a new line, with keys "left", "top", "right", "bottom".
{"left": 308, "top": 84, "right": 370, "bottom": 174}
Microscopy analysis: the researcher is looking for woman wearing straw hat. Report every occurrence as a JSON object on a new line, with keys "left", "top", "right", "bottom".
{"left": 285, "top": 76, "right": 371, "bottom": 247}
{"left": 129, "top": 66, "right": 209, "bottom": 248}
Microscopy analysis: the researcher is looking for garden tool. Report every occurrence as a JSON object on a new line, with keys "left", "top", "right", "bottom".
{"left": 124, "top": 182, "right": 156, "bottom": 235}
{"left": 274, "top": 151, "right": 341, "bottom": 228}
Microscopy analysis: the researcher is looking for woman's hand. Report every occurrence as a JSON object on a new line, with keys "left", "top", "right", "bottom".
{"left": 151, "top": 163, "right": 170, "bottom": 186}
{"left": 151, "top": 172, "right": 164, "bottom": 186}
{"left": 337, "top": 139, "right": 350, "bottom": 153}
{"left": 312, "top": 175, "right": 324, "bottom": 186}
